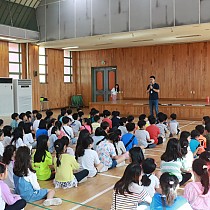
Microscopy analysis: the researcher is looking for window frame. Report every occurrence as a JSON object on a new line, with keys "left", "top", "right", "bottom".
{"left": 39, "top": 47, "right": 47, "bottom": 84}
{"left": 9, "top": 43, "right": 22, "bottom": 79}
{"left": 64, "top": 50, "right": 73, "bottom": 83}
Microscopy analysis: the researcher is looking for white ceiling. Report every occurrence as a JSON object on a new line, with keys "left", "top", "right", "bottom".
{"left": 38, "top": 23, "right": 210, "bottom": 51}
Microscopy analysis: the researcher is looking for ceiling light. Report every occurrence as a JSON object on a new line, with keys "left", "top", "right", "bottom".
{"left": 62, "top": 46, "right": 79, "bottom": 49}
{"left": 0, "top": 36, "right": 16, "bottom": 41}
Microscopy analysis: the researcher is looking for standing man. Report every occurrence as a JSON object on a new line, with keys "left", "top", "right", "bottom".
{"left": 146, "top": 76, "right": 160, "bottom": 116}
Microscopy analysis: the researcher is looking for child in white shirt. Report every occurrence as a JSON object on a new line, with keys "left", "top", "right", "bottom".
{"left": 141, "top": 158, "right": 160, "bottom": 197}
{"left": 168, "top": 113, "right": 180, "bottom": 136}
{"left": 62, "top": 116, "right": 74, "bottom": 140}
{"left": 33, "top": 113, "right": 42, "bottom": 133}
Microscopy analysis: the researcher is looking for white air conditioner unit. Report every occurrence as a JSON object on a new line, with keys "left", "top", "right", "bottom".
{"left": 0, "top": 78, "right": 14, "bottom": 116}
{"left": 13, "top": 79, "right": 32, "bottom": 113}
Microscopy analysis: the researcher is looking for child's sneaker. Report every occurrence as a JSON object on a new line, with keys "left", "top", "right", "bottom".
{"left": 43, "top": 198, "right": 62, "bottom": 206}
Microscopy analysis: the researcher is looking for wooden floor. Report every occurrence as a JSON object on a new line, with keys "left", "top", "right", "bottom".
{"left": 25, "top": 119, "right": 200, "bottom": 210}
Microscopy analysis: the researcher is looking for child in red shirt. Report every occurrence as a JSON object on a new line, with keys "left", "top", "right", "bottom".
{"left": 146, "top": 116, "right": 161, "bottom": 144}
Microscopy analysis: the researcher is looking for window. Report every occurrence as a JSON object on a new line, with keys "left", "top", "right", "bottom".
{"left": 64, "top": 50, "right": 73, "bottom": 83}
{"left": 9, "top": 43, "right": 22, "bottom": 79}
{"left": 39, "top": 47, "right": 47, "bottom": 83}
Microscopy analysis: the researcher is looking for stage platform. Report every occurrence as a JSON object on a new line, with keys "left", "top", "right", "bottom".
{"left": 89, "top": 99, "right": 210, "bottom": 120}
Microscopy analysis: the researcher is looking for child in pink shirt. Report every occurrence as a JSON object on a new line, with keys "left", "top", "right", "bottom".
{"left": 80, "top": 118, "right": 93, "bottom": 134}
{"left": 0, "top": 162, "right": 26, "bottom": 209}
{"left": 184, "top": 158, "right": 210, "bottom": 210}
{"left": 102, "top": 110, "right": 112, "bottom": 128}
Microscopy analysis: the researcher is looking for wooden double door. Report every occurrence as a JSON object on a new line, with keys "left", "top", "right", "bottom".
{"left": 92, "top": 66, "right": 117, "bottom": 102}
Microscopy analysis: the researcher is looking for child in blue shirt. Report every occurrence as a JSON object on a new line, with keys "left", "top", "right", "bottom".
{"left": 10, "top": 113, "right": 19, "bottom": 132}
{"left": 121, "top": 123, "right": 138, "bottom": 151}
{"left": 189, "top": 130, "right": 202, "bottom": 157}
{"left": 150, "top": 172, "right": 192, "bottom": 210}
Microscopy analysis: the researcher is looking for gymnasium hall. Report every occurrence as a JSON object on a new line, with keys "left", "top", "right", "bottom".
{"left": 0, "top": 0, "right": 210, "bottom": 209}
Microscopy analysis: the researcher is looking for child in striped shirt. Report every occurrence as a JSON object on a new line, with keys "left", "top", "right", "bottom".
{"left": 111, "top": 163, "right": 151, "bottom": 209}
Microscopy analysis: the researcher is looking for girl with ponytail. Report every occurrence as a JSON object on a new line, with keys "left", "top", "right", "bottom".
{"left": 141, "top": 158, "right": 160, "bottom": 197}
{"left": 54, "top": 139, "right": 89, "bottom": 189}
{"left": 184, "top": 158, "right": 210, "bottom": 209}
{"left": 151, "top": 172, "right": 192, "bottom": 209}
{"left": 75, "top": 135, "right": 103, "bottom": 177}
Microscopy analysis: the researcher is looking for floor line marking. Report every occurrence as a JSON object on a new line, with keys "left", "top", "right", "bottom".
{"left": 98, "top": 173, "right": 121, "bottom": 179}
{"left": 71, "top": 185, "right": 114, "bottom": 210}
{"left": 179, "top": 121, "right": 196, "bottom": 129}
{"left": 28, "top": 202, "right": 52, "bottom": 210}
{"left": 61, "top": 198, "right": 101, "bottom": 209}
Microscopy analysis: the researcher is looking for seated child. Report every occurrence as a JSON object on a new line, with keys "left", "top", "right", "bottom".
{"left": 135, "top": 120, "right": 156, "bottom": 149}
{"left": 2, "top": 145, "right": 16, "bottom": 190}
{"left": 0, "top": 130, "right": 4, "bottom": 157}
{"left": 91, "top": 115, "right": 101, "bottom": 133}
{"left": 102, "top": 110, "right": 112, "bottom": 128}
{"left": 13, "top": 146, "right": 62, "bottom": 206}
{"left": 205, "top": 123, "right": 210, "bottom": 151}
{"left": 184, "top": 158, "right": 210, "bottom": 210}
{"left": 161, "top": 138, "right": 192, "bottom": 186}
{"left": 150, "top": 172, "right": 192, "bottom": 209}
{"left": 0, "top": 162, "right": 26, "bottom": 210}
{"left": 139, "top": 114, "right": 150, "bottom": 127}
{"left": 111, "top": 111, "right": 120, "bottom": 128}
{"left": 199, "top": 151, "right": 210, "bottom": 174}
{"left": 75, "top": 135, "right": 103, "bottom": 177}
{"left": 146, "top": 116, "right": 161, "bottom": 145}
{"left": 96, "top": 133, "right": 126, "bottom": 171}
{"left": 10, "top": 113, "right": 19, "bottom": 132}
{"left": 80, "top": 118, "right": 93, "bottom": 134}
{"left": 0, "top": 119, "right": 3, "bottom": 130}
{"left": 111, "top": 163, "right": 151, "bottom": 209}
{"left": 141, "top": 158, "right": 160, "bottom": 197}
{"left": 129, "top": 147, "right": 145, "bottom": 165}
{"left": 195, "top": 125, "right": 207, "bottom": 149}
{"left": 32, "top": 135, "right": 54, "bottom": 181}
{"left": 168, "top": 113, "right": 180, "bottom": 137}
{"left": 54, "top": 140, "right": 89, "bottom": 189}
{"left": 156, "top": 113, "right": 169, "bottom": 142}
{"left": 118, "top": 117, "right": 127, "bottom": 136}
{"left": 121, "top": 123, "right": 138, "bottom": 151}
{"left": 2, "top": 126, "right": 12, "bottom": 148}
{"left": 190, "top": 130, "right": 204, "bottom": 157}
{"left": 110, "top": 132, "right": 126, "bottom": 167}
{"left": 71, "top": 113, "right": 82, "bottom": 137}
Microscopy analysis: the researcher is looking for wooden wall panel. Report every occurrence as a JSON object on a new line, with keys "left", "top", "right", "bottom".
{"left": 28, "top": 44, "right": 40, "bottom": 110}
{"left": 0, "top": 41, "right": 9, "bottom": 77}
{"left": 75, "top": 42, "right": 210, "bottom": 106}
{"left": 39, "top": 49, "right": 76, "bottom": 109}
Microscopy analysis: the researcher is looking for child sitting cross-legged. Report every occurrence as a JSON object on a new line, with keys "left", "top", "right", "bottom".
{"left": 54, "top": 139, "right": 89, "bottom": 189}
{"left": 121, "top": 123, "right": 138, "bottom": 151}
{"left": 0, "top": 161, "right": 26, "bottom": 210}
{"left": 111, "top": 163, "right": 152, "bottom": 209}
{"left": 141, "top": 158, "right": 160, "bottom": 197}
{"left": 13, "top": 146, "right": 62, "bottom": 206}
{"left": 150, "top": 172, "right": 192, "bottom": 209}
{"left": 184, "top": 158, "right": 210, "bottom": 210}
{"left": 135, "top": 120, "right": 156, "bottom": 149}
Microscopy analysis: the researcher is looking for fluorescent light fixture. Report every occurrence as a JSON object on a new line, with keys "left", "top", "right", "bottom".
{"left": 62, "top": 46, "right": 79, "bottom": 49}
{"left": 0, "top": 36, "right": 16, "bottom": 41}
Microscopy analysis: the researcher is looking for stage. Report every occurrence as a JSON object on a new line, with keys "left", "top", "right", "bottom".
{"left": 89, "top": 99, "right": 210, "bottom": 120}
